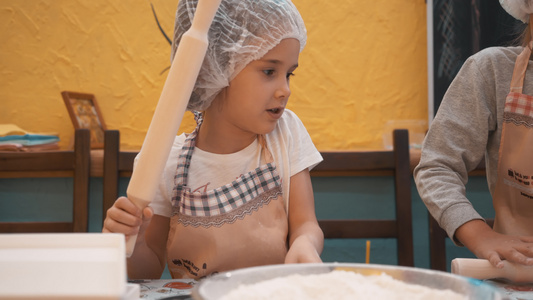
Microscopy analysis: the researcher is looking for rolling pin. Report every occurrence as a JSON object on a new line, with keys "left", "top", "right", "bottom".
{"left": 451, "top": 258, "right": 533, "bottom": 283}
{"left": 125, "top": 0, "right": 222, "bottom": 257}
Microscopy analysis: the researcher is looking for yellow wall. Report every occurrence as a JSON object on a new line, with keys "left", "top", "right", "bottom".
{"left": 0, "top": 0, "right": 427, "bottom": 150}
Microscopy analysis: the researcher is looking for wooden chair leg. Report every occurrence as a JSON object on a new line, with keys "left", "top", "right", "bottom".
{"left": 392, "top": 129, "right": 414, "bottom": 267}
{"left": 103, "top": 130, "right": 120, "bottom": 224}
{"left": 429, "top": 214, "right": 447, "bottom": 271}
{"left": 73, "top": 129, "right": 90, "bottom": 232}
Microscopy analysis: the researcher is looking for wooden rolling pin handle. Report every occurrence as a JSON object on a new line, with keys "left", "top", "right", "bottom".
{"left": 124, "top": 0, "right": 222, "bottom": 258}
{"left": 452, "top": 258, "right": 533, "bottom": 283}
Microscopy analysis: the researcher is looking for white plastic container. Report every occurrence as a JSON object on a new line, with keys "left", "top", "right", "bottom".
{"left": 0, "top": 233, "right": 136, "bottom": 300}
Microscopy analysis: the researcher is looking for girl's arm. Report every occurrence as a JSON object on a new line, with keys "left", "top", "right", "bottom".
{"left": 285, "top": 168, "right": 324, "bottom": 263}
{"left": 127, "top": 214, "right": 170, "bottom": 279}
{"left": 103, "top": 196, "right": 170, "bottom": 279}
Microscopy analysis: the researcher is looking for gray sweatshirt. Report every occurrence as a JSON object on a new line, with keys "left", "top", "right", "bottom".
{"left": 414, "top": 46, "right": 533, "bottom": 244}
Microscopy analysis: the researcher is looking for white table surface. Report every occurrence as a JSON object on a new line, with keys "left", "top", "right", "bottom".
{"left": 130, "top": 277, "right": 533, "bottom": 300}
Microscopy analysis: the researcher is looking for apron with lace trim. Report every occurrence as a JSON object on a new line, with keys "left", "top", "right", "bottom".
{"left": 492, "top": 17, "right": 533, "bottom": 236}
{"left": 166, "top": 114, "right": 288, "bottom": 279}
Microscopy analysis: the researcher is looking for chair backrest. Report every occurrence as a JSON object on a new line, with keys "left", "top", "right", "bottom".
{"left": 102, "top": 129, "right": 414, "bottom": 266}
{"left": 0, "top": 129, "right": 91, "bottom": 233}
{"left": 428, "top": 159, "right": 493, "bottom": 271}
{"left": 310, "top": 129, "right": 414, "bottom": 267}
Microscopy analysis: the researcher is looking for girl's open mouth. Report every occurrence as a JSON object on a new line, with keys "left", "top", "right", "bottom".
{"left": 266, "top": 107, "right": 284, "bottom": 119}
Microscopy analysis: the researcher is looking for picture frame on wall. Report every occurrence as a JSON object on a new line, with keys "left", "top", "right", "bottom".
{"left": 61, "top": 91, "right": 107, "bottom": 149}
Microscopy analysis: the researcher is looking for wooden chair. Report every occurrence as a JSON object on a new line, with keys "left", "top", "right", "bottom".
{"left": 428, "top": 158, "right": 493, "bottom": 271}
{"left": 102, "top": 129, "right": 414, "bottom": 267}
{"left": 310, "top": 129, "right": 414, "bottom": 267}
{"left": 0, "top": 129, "right": 91, "bottom": 233}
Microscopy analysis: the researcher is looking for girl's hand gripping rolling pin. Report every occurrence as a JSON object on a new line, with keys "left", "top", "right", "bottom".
{"left": 125, "top": 0, "right": 221, "bottom": 257}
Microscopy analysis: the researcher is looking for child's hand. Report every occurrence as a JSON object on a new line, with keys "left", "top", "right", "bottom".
{"left": 102, "top": 196, "right": 153, "bottom": 240}
{"left": 472, "top": 232, "right": 533, "bottom": 268}
{"left": 457, "top": 220, "right": 533, "bottom": 268}
{"left": 284, "top": 235, "right": 322, "bottom": 264}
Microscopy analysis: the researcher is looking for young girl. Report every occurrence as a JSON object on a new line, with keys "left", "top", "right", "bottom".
{"left": 102, "top": 0, "right": 324, "bottom": 279}
{"left": 415, "top": 0, "right": 533, "bottom": 269}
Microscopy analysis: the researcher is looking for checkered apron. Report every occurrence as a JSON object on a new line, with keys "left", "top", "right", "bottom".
{"left": 493, "top": 23, "right": 533, "bottom": 237}
{"left": 165, "top": 114, "right": 288, "bottom": 279}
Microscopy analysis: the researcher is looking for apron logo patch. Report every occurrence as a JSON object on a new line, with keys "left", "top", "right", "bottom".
{"left": 507, "top": 168, "right": 532, "bottom": 186}
{"left": 172, "top": 258, "right": 205, "bottom": 277}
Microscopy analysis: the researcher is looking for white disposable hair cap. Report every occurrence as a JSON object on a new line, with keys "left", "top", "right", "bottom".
{"left": 500, "top": 0, "right": 533, "bottom": 23}
{"left": 171, "top": 0, "right": 307, "bottom": 111}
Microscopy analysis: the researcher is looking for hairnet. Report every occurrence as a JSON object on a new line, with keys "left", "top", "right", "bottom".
{"left": 500, "top": 0, "right": 533, "bottom": 23}
{"left": 171, "top": 0, "right": 307, "bottom": 111}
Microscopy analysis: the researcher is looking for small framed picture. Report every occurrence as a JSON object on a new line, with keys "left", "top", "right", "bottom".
{"left": 61, "top": 91, "right": 107, "bottom": 149}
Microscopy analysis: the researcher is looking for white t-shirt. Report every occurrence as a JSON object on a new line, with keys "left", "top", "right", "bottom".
{"left": 147, "top": 109, "right": 322, "bottom": 217}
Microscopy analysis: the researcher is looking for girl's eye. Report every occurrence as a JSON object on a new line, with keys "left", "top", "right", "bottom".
{"left": 286, "top": 72, "right": 295, "bottom": 79}
{"left": 263, "top": 69, "right": 275, "bottom": 76}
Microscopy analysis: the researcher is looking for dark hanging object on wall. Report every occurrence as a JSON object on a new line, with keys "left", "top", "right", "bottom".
{"left": 151, "top": 2, "right": 172, "bottom": 75}
{"left": 431, "top": 0, "right": 523, "bottom": 115}
{"left": 151, "top": 2, "right": 172, "bottom": 45}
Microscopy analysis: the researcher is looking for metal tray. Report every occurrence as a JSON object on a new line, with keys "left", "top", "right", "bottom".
{"left": 191, "top": 263, "right": 506, "bottom": 299}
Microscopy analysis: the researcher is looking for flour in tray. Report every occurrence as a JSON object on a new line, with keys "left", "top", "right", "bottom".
{"left": 220, "top": 270, "right": 468, "bottom": 300}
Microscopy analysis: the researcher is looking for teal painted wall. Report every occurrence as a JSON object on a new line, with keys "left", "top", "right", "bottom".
{"left": 0, "top": 175, "right": 492, "bottom": 278}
